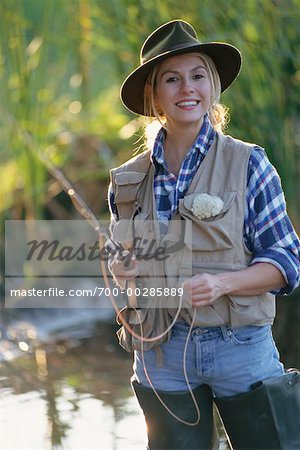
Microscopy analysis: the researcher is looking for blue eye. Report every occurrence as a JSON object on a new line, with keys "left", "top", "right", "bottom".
{"left": 166, "top": 77, "right": 178, "bottom": 83}
{"left": 193, "top": 74, "right": 204, "bottom": 80}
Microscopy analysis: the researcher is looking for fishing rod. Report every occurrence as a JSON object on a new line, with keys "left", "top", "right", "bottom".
{"left": 14, "top": 125, "right": 115, "bottom": 247}
{"left": 5, "top": 113, "right": 182, "bottom": 342}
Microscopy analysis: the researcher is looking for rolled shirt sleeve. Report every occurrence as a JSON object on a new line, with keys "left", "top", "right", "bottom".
{"left": 244, "top": 147, "right": 300, "bottom": 295}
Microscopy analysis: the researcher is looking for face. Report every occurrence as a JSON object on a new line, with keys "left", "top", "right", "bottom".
{"left": 154, "top": 53, "right": 212, "bottom": 129}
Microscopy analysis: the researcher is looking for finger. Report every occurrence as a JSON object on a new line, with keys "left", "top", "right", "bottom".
{"left": 183, "top": 276, "right": 214, "bottom": 291}
{"left": 115, "top": 268, "right": 139, "bottom": 279}
{"left": 118, "top": 250, "right": 134, "bottom": 263}
{"left": 111, "top": 260, "right": 139, "bottom": 279}
{"left": 192, "top": 297, "right": 215, "bottom": 307}
{"left": 184, "top": 274, "right": 210, "bottom": 290}
{"left": 192, "top": 290, "right": 215, "bottom": 302}
{"left": 193, "top": 281, "right": 214, "bottom": 292}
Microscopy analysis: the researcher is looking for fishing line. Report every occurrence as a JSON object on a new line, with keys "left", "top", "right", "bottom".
{"left": 98, "top": 232, "right": 185, "bottom": 342}
{"left": 138, "top": 305, "right": 201, "bottom": 426}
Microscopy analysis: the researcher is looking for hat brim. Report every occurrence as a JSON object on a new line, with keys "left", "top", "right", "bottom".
{"left": 120, "top": 42, "right": 242, "bottom": 116}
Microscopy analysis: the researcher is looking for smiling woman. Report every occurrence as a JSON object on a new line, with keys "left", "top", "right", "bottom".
{"left": 108, "top": 20, "right": 300, "bottom": 450}
{"left": 151, "top": 54, "right": 217, "bottom": 174}
{"left": 145, "top": 52, "right": 226, "bottom": 134}
{"left": 155, "top": 55, "right": 211, "bottom": 128}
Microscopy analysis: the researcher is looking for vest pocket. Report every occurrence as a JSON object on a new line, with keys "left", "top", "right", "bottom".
{"left": 114, "top": 171, "right": 146, "bottom": 203}
{"left": 116, "top": 306, "right": 172, "bottom": 352}
{"left": 228, "top": 293, "right": 275, "bottom": 327}
{"left": 178, "top": 191, "right": 237, "bottom": 251}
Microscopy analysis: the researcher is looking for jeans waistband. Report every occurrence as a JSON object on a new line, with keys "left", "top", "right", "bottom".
{"left": 174, "top": 321, "right": 232, "bottom": 341}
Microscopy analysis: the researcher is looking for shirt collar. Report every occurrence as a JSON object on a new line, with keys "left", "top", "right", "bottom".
{"left": 151, "top": 114, "right": 215, "bottom": 166}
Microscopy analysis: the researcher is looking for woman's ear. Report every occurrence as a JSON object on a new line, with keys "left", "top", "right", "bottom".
{"left": 153, "top": 91, "right": 163, "bottom": 115}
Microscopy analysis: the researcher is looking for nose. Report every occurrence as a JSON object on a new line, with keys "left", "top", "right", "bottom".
{"left": 180, "top": 77, "right": 195, "bottom": 94}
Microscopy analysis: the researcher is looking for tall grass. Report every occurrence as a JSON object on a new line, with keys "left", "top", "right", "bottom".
{"left": 0, "top": 0, "right": 299, "bottom": 228}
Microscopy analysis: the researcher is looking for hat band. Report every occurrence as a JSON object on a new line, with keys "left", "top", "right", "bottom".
{"left": 142, "top": 41, "right": 201, "bottom": 64}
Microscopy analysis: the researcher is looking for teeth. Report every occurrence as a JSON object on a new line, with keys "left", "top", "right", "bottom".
{"left": 177, "top": 101, "right": 198, "bottom": 107}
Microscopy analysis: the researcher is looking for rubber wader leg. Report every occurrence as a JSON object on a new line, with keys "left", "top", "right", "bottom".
{"left": 132, "top": 380, "right": 219, "bottom": 450}
{"left": 214, "top": 370, "right": 300, "bottom": 450}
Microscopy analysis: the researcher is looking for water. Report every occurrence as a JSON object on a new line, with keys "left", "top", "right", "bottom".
{"left": 0, "top": 309, "right": 230, "bottom": 450}
{"left": 3, "top": 298, "right": 300, "bottom": 450}
{"left": 0, "top": 316, "right": 148, "bottom": 450}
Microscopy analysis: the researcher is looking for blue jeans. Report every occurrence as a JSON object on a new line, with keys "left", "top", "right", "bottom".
{"left": 133, "top": 321, "right": 284, "bottom": 397}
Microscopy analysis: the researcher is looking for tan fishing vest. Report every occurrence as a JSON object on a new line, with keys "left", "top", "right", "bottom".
{"left": 110, "top": 132, "right": 275, "bottom": 352}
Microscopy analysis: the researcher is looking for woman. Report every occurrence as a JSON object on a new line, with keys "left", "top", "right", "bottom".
{"left": 108, "top": 20, "right": 300, "bottom": 449}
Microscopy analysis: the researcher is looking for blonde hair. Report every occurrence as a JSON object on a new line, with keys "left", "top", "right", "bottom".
{"left": 143, "top": 52, "right": 229, "bottom": 148}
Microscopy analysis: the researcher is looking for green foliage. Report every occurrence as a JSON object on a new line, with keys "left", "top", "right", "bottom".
{"left": 0, "top": 0, "right": 299, "bottom": 226}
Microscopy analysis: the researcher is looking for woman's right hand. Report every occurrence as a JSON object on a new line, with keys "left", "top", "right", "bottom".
{"left": 110, "top": 251, "right": 139, "bottom": 287}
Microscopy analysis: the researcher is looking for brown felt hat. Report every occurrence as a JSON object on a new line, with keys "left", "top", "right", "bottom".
{"left": 120, "top": 20, "right": 242, "bottom": 116}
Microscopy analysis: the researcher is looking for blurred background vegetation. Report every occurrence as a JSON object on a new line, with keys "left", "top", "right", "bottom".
{"left": 0, "top": 0, "right": 299, "bottom": 364}
{"left": 1, "top": 0, "right": 300, "bottom": 222}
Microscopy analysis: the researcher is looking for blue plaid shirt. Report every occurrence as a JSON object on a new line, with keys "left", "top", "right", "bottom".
{"left": 151, "top": 115, "right": 215, "bottom": 223}
{"left": 109, "top": 116, "right": 300, "bottom": 295}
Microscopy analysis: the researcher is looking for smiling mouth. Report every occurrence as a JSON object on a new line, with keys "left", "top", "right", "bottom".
{"left": 176, "top": 100, "right": 200, "bottom": 107}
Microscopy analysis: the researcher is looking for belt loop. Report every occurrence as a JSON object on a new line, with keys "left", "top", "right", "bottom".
{"left": 220, "top": 325, "right": 232, "bottom": 342}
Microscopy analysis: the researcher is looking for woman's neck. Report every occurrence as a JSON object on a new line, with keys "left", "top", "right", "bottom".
{"left": 163, "top": 121, "right": 202, "bottom": 172}
{"left": 164, "top": 126, "right": 200, "bottom": 176}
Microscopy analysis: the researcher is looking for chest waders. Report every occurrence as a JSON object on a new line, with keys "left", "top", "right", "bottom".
{"left": 214, "top": 370, "right": 300, "bottom": 450}
{"left": 132, "top": 380, "right": 219, "bottom": 450}
{"left": 133, "top": 370, "right": 300, "bottom": 450}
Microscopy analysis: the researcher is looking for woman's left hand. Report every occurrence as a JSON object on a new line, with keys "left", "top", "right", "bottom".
{"left": 183, "top": 273, "right": 224, "bottom": 307}
{"left": 182, "top": 263, "right": 286, "bottom": 308}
